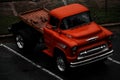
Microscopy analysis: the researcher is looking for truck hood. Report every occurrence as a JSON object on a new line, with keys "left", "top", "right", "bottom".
{"left": 62, "top": 22, "right": 102, "bottom": 39}
{"left": 61, "top": 22, "right": 107, "bottom": 47}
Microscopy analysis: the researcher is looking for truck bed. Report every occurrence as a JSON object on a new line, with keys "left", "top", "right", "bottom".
{"left": 19, "top": 8, "right": 49, "bottom": 33}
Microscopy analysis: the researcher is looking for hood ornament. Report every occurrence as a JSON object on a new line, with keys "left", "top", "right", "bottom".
{"left": 86, "top": 36, "right": 99, "bottom": 42}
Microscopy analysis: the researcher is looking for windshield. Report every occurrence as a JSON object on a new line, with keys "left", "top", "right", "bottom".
{"left": 60, "top": 12, "right": 92, "bottom": 30}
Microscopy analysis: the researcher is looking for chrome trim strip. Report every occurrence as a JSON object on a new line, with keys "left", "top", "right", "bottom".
{"left": 87, "top": 45, "right": 105, "bottom": 53}
{"left": 70, "top": 50, "right": 113, "bottom": 67}
{"left": 86, "top": 36, "right": 98, "bottom": 42}
{"left": 79, "top": 45, "right": 106, "bottom": 56}
{"left": 77, "top": 47, "right": 109, "bottom": 60}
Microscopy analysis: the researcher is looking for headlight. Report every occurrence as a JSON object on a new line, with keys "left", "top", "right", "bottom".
{"left": 72, "top": 46, "right": 77, "bottom": 51}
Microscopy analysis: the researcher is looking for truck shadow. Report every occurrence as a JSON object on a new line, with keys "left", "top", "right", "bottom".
{"left": 62, "top": 63, "right": 108, "bottom": 80}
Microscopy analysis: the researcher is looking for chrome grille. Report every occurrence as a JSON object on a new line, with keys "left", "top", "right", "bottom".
{"left": 78, "top": 44, "right": 108, "bottom": 57}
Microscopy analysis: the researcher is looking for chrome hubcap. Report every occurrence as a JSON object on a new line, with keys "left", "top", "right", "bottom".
{"left": 16, "top": 35, "right": 24, "bottom": 49}
{"left": 57, "top": 57, "right": 65, "bottom": 72}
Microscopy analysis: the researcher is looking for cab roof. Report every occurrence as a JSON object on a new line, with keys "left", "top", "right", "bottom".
{"left": 50, "top": 3, "right": 89, "bottom": 20}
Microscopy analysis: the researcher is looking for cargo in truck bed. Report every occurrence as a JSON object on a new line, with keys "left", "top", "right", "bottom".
{"left": 19, "top": 8, "right": 49, "bottom": 33}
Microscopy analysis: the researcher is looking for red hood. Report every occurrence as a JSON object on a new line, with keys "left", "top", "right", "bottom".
{"left": 62, "top": 22, "right": 102, "bottom": 39}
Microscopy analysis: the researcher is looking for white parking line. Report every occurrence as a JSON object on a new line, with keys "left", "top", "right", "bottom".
{"left": 0, "top": 44, "right": 63, "bottom": 80}
{"left": 108, "top": 57, "right": 120, "bottom": 64}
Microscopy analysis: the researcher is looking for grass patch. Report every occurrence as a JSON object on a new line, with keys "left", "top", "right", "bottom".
{"left": 0, "top": 16, "right": 19, "bottom": 35}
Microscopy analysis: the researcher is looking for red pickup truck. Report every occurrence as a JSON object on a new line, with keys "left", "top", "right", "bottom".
{"left": 9, "top": 3, "right": 113, "bottom": 72}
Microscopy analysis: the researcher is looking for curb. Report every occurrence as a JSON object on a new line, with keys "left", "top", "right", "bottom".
{"left": 0, "top": 22, "right": 120, "bottom": 38}
{"left": 0, "top": 34, "right": 13, "bottom": 38}
{"left": 101, "top": 22, "right": 120, "bottom": 27}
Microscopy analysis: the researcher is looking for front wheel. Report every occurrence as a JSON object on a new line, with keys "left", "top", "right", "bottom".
{"left": 55, "top": 52, "right": 70, "bottom": 72}
{"left": 56, "top": 56, "right": 66, "bottom": 72}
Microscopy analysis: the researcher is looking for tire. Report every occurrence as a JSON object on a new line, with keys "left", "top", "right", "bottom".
{"left": 16, "top": 34, "right": 24, "bottom": 49}
{"left": 54, "top": 50, "right": 70, "bottom": 72}
{"left": 15, "top": 29, "right": 37, "bottom": 52}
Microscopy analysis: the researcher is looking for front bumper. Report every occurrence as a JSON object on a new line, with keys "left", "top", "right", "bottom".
{"left": 70, "top": 49, "right": 113, "bottom": 67}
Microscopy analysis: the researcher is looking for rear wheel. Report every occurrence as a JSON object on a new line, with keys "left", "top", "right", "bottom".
{"left": 12, "top": 21, "right": 44, "bottom": 52}
{"left": 15, "top": 29, "right": 37, "bottom": 52}
{"left": 16, "top": 34, "right": 24, "bottom": 49}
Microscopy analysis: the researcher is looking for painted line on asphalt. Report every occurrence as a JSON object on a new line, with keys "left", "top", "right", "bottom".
{"left": 108, "top": 57, "right": 120, "bottom": 64}
{"left": 0, "top": 44, "right": 63, "bottom": 80}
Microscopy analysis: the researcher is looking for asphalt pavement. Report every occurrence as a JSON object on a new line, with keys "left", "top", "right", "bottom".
{"left": 0, "top": 44, "right": 58, "bottom": 80}
{"left": 0, "top": 27, "right": 120, "bottom": 80}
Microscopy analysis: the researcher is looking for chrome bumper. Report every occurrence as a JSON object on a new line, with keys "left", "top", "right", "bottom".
{"left": 70, "top": 49, "right": 113, "bottom": 67}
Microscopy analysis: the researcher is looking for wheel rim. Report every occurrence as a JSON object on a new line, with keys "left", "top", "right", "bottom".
{"left": 57, "top": 56, "right": 66, "bottom": 72}
{"left": 16, "top": 35, "right": 24, "bottom": 49}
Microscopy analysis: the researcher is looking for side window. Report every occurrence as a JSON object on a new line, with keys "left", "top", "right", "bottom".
{"left": 49, "top": 16, "right": 59, "bottom": 28}
{"left": 60, "top": 20, "right": 69, "bottom": 30}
